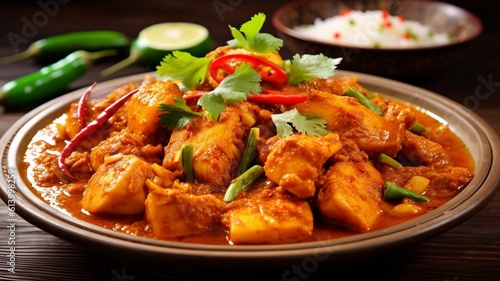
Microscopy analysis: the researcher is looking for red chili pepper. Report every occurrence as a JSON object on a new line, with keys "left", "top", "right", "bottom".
{"left": 333, "top": 32, "right": 341, "bottom": 39}
{"left": 209, "top": 54, "right": 288, "bottom": 85}
{"left": 249, "top": 90, "right": 307, "bottom": 104}
{"left": 58, "top": 87, "right": 139, "bottom": 181}
{"left": 77, "top": 82, "right": 96, "bottom": 130}
{"left": 183, "top": 89, "right": 307, "bottom": 105}
{"left": 183, "top": 90, "right": 206, "bottom": 102}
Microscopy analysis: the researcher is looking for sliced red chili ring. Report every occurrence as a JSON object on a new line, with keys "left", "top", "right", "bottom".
{"left": 209, "top": 54, "right": 288, "bottom": 85}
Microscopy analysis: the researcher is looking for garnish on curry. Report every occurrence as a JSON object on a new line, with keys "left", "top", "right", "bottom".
{"left": 21, "top": 13, "right": 474, "bottom": 245}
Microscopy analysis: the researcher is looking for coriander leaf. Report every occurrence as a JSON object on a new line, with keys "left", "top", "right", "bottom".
{"left": 271, "top": 108, "right": 330, "bottom": 137}
{"left": 198, "top": 63, "right": 261, "bottom": 120}
{"left": 240, "top": 12, "right": 266, "bottom": 43}
{"left": 287, "top": 54, "right": 342, "bottom": 85}
{"left": 156, "top": 51, "right": 213, "bottom": 89}
{"left": 228, "top": 26, "right": 249, "bottom": 50}
{"left": 198, "top": 94, "right": 226, "bottom": 121}
{"left": 250, "top": 33, "right": 283, "bottom": 53}
{"left": 158, "top": 98, "right": 203, "bottom": 130}
{"left": 227, "top": 13, "right": 283, "bottom": 54}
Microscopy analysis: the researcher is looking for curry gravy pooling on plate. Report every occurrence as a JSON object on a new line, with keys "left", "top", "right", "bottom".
{"left": 21, "top": 13, "right": 473, "bottom": 245}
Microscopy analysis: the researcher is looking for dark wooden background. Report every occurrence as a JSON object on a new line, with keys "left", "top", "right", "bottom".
{"left": 1, "top": 0, "right": 499, "bottom": 280}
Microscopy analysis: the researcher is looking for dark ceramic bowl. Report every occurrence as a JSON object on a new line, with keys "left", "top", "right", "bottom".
{"left": 272, "top": 0, "right": 482, "bottom": 79}
{"left": 1, "top": 72, "right": 499, "bottom": 279}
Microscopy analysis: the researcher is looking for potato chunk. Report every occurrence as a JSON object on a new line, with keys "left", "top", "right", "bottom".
{"left": 124, "top": 79, "right": 182, "bottom": 139}
{"left": 81, "top": 154, "right": 154, "bottom": 215}
{"left": 317, "top": 160, "right": 383, "bottom": 232}
{"left": 145, "top": 188, "right": 224, "bottom": 238}
{"left": 263, "top": 133, "right": 341, "bottom": 198}
{"left": 293, "top": 89, "right": 405, "bottom": 157}
{"left": 222, "top": 189, "right": 313, "bottom": 244}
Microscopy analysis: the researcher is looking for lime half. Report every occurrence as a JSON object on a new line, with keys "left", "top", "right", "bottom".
{"left": 101, "top": 22, "right": 211, "bottom": 77}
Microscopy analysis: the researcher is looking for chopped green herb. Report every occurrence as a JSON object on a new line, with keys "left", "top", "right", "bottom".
{"left": 271, "top": 108, "right": 330, "bottom": 137}
{"left": 158, "top": 98, "right": 203, "bottom": 130}
{"left": 349, "top": 19, "right": 356, "bottom": 26}
{"left": 156, "top": 51, "right": 213, "bottom": 89}
{"left": 405, "top": 28, "right": 418, "bottom": 41}
{"left": 199, "top": 63, "right": 261, "bottom": 120}
{"left": 286, "top": 54, "right": 342, "bottom": 85}
{"left": 227, "top": 13, "right": 283, "bottom": 54}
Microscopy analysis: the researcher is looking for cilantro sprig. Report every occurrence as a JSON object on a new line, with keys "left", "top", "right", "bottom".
{"left": 227, "top": 13, "right": 283, "bottom": 54}
{"left": 156, "top": 13, "right": 342, "bottom": 131}
{"left": 159, "top": 64, "right": 262, "bottom": 129}
{"left": 156, "top": 51, "right": 213, "bottom": 89}
{"left": 158, "top": 98, "right": 203, "bottom": 130}
{"left": 199, "top": 63, "right": 261, "bottom": 120}
{"left": 271, "top": 108, "right": 330, "bottom": 137}
{"left": 286, "top": 54, "right": 342, "bottom": 85}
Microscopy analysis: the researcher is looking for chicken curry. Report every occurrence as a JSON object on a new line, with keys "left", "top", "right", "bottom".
{"left": 21, "top": 14, "right": 474, "bottom": 245}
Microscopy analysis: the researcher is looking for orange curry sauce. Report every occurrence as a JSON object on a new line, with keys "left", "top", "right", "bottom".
{"left": 20, "top": 98, "right": 474, "bottom": 245}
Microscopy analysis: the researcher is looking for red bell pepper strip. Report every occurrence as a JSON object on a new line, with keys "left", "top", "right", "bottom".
{"left": 209, "top": 54, "right": 288, "bottom": 85}
{"left": 77, "top": 82, "right": 96, "bottom": 130}
{"left": 58, "top": 87, "right": 139, "bottom": 181}
{"left": 183, "top": 89, "right": 307, "bottom": 105}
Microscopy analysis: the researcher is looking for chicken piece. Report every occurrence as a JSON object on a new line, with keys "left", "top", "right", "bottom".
{"left": 262, "top": 133, "right": 342, "bottom": 198}
{"left": 89, "top": 128, "right": 163, "bottom": 172}
{"left": 317, "top": 159, "right": 383, "bottom": 232}
{"left": 90, "top": 128, "right": 143, "bottom": 172}
{"left": 162, "top": 106, "right": 248, "bottom": 188}
{"left": 292, "top": 89, "right": 405, "bottom": 157}
{"left": 222, "top": 188, "right": 313, "bottom": 244}
{"left": 298, "top": 75, "right": 360, "bottom": 96}
{"left": 124, "top": 79, "right": 182, "bottom": 139}
{"left": 81, "top": 154, "right": 154, "bottom": 215}
{"left": 145, "top": 163, "right": 177, "bottom": 191}
{"left": 400, "top": 130, "right": 451, "bottom": 168}
{"left": 145, "top": 187, "right": 224, "bottom": 238}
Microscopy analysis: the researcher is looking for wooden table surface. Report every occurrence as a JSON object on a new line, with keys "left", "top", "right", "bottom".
{"left": 1, "top": 0, "right": 499, "bottom": 280}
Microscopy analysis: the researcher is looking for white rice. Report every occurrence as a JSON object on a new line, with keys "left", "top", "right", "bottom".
{"left": 294, "top": 10, "right": 450, "bottom": 48}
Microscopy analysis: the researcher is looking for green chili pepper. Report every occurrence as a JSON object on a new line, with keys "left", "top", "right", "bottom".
{"left": 0, "top": 49, "right": 118, "bottom": 108}
{"left": 224, "top": 165, "right": 264, "bottom": 202}
{"left": 344, "top": 87, "right": 383, "bottom": 115}
{"left": 101, "top": 22, "right": 211, "bottom": 77}
{"left": 181, "top": 144, "right": 195, "bottom": 182}
{"left": 238, "top": 127, "right": 260, "bottom": 173}
{"left": 383, "top": 181, "right": 430, "bottom": 202}
{"left": 409, "top": 122, "right": 430, "bottom": 135}
{"left": 0, "top": 30, "right": 129, "bottom": 65}
{"left": 379, "top": 153, "right": 404, "bottom": 171}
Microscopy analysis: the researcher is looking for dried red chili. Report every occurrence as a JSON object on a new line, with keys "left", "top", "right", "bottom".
{"left": 58, "top": 87, "right": 139, "bottom": 180}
